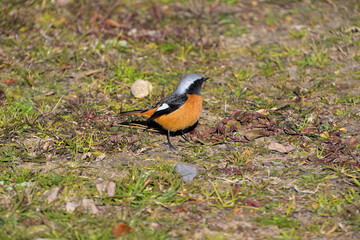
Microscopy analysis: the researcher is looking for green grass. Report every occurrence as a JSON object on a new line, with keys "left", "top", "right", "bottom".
{"left": 0, "top": 0, "right": 360, "bottom": 239}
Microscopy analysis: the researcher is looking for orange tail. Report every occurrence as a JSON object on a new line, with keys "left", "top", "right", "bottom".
{"left": 120, "top": 108, "right": 157, "bottom": 118}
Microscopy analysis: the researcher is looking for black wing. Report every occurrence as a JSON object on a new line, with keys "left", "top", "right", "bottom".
{"left": 147, "top": 93, "right": 188, "bottom": 122}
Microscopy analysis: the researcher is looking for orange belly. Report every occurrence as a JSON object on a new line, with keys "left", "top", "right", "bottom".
{"left": 154, "top": 94, "right": 202, "bottom": 131}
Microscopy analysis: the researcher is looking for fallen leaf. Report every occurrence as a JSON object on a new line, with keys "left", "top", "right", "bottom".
{"left": 44, "top": 91, "right": 55, "bottom": 96}
{"left": 255, "top": 109, "right": 268, "bottom": 115}
{"left": 112, "top": 223, "right": 132, "bottom": 237}
{"left": 176, "top": 205, "right": 189, "bottom": 213}
{"left": 96, "top": 180, "right": 116, "bottom": 197}
{"left": 96, "top": 181, "right": 106, "bottom": 195}
{"left": 70, "top": 69, "right": 101, "bottom": 80}
{"left": 232, "top": 185, "right": 240, "bottom": 196}
{"left": 106, "top": 181, "right": 116, "bottom": 197}
{"left": 268, "top": 142, "right": 296, "bottom": 153}
{"left": 288, "top": 65, "right": 299, "bottom": 81}
{"left": 270, "top": 104, "right": 290, "bottom": 111}
{"left": 96, "top": 153, "right": 106, "bottom": 161}
{"left": 61, "top": 63, "right": 72, "bottom": 70}
{"left": 46, "top": 187, "right": 63, "bottom": 203}
{"left": 319, "top": 131, "right": 329, "bottom": 139}
{"left": 66, "top": 201, "right": 80, "bottom": 212}
{"left": 81, "top": 152, "right": 92, "bottom": 160}
{"left": 82, "top": 198, "right": 99, "bottom": 214}
{"left": 103, "top": 19, "right": 125, "bottom": 28}
{"left": 173, "top": 162, "right": 197, "bottom": 183}
{"left": 247, "top": 199, "right": 260, "bottom": 207}
{"left": 244, "top": 130, "right": 265, "bottom": 141}
{"left": 300, "top": 128, "right": 316, "bottom": 134}
{"left": 216, "top": 121, "right": 226, "bottom": 134}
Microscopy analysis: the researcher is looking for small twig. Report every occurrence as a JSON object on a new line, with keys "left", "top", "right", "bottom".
{"left": 294, "top": 184, "right": 320, "bottom": 194}
{"left": 51, "top": 96, "right": 63, "bottom": 114}
{"left": 337, "top": 46, "right": 348, "bottom": 56}
{"left": 115, "top": 123, "right": 162, "bottom": 133}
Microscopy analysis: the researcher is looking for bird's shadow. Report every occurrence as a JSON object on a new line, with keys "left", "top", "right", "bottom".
{"left": 119, "top": 120, "right": 198, "bottom": 137}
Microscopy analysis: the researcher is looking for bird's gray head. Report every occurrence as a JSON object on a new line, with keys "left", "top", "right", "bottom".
{"left": 174, "top": 73, "right": 209, "bottom": 95}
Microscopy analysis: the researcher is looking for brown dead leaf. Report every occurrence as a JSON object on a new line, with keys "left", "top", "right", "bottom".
{"left": 61, "top": 64, "right": 72, "bottom": 70}
{"left": 300, "top": 128, "right": 316, "bottom": 134}
{"left": 90, "top": 12, "right": 101, "bottom": 27}
{"left": 112, "top": 223, "right": 132, "bottom": 237}
{"left": 247, "top": 199, "right": 260, "bottom": 208}
{"left": 216, "top": 121, "right": 226, "bottom": 134}
{"left": 244, "top": 129, "right": 265, "bottom": 141}
{"left": 268, "top": 142, "right": 296, "bottom": 153}
{"left": 103, "top": 19, "right": 125, "bottom": 28}
{"left": 175, "top": 205, "right": 189, "bottom": 213}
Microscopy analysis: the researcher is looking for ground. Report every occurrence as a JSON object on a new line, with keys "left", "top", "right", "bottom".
{"left": 0, "top": 0, "right": 360, "bottom": 239}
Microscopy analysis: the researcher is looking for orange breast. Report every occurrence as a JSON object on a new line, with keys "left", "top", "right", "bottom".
{"left": 154, "top": 94, "right": 202, "bottom": 131}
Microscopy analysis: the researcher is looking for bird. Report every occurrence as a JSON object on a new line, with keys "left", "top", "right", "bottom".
{"left": 120, "top": 73, "right": 209, "bottom": 148}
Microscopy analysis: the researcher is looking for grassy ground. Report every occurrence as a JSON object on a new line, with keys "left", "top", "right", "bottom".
{"left": 1, "top": 0, "right": 360, "bottom": 239}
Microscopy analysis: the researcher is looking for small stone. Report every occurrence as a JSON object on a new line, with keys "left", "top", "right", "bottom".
{"left": 130, "top": 79, "right": 152, "bottom": 98}
{"left": 173, "top": 162, "right": 197, "bottom": 183}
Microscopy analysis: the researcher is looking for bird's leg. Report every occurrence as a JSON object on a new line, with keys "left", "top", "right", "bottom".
{"left": 181, "top": 132, "right": 190, "bottom": 142}
{"left": 167, "top": 130, "right": 176, "bottom": 149}
{"left": 144, "top": 119, "right": 151, "bottom": 130}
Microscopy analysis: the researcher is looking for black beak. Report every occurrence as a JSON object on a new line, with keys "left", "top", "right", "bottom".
{"left": 202, "top": 77, "right": 210, "bottom": 82}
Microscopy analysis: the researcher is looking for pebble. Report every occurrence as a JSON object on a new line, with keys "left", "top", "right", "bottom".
{"left": 130, "top": 79, "right": 152, "bottom": 98}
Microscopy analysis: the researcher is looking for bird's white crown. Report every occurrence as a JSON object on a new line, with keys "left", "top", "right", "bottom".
{"left": 174, "top": 73, "right": 203, "bottom": 94}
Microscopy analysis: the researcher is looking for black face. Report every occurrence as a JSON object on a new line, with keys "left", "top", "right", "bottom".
{"left": 187, "top": 77, "right": 209, "bottom": 95}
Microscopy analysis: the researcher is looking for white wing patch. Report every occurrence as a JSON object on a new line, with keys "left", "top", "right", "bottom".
{"left": 155, "top": 103, "right": 169, "bottom": 112}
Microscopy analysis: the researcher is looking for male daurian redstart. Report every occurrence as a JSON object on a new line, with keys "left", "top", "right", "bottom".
{"left": 120, "top": 73, "right": 209, "bottom": 148}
